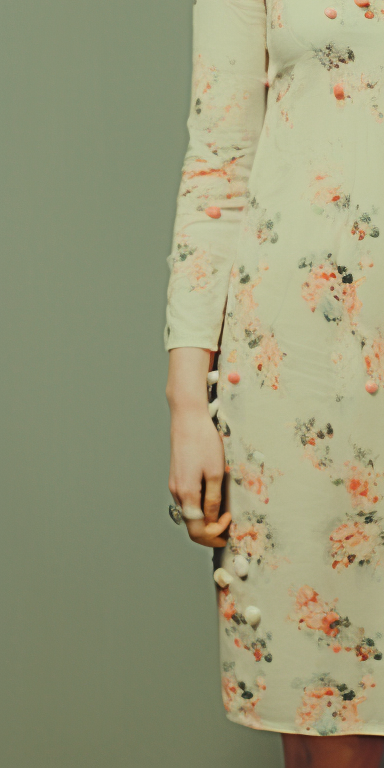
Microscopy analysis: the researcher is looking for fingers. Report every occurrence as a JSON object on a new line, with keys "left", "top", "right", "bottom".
{"left": 185, "top": 510, "right": 232, "bottom": 548}
{"left": 206, "top": 511, "right": 232, "bottom": 545}
{"left": 179, "top": 487, "right": 202, "bottom": 515}
{"left": 169, "top": 474, "right": 199, "bottom": 511}
{"left": 214, "top": 510, "right": 232, "bottom": 534}
{"left": 203, "top": 476, "right": 222, "bottom": 523}
{"left": 207, "top": 536, "right": 228, "bottom": 548}
{"left": 170, "top": 469, "right": 231, "bottom": 548}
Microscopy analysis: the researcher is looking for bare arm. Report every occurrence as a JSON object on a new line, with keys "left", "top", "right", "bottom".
{"left": 166, "top": 347, "right": 231, "bottom": 547}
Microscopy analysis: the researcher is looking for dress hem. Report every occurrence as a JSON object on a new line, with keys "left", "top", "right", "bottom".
{"left": 225, "top": 711, "right": 384, "bottom": 737}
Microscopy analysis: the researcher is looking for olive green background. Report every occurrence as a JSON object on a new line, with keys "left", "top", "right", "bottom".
{"left": 0, "top": 1, "right": 283, "bottom": 765}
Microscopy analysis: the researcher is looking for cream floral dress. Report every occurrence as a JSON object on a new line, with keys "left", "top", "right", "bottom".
{"left": 164, "top": 0, "right": 384, "bottom": 737}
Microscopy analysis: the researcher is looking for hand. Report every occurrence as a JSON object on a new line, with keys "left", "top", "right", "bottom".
{"left": 168, "top": 406, "right": 231, "bottom": 547}
{"left": 166, "top": 347, "right": 231, "bottom": 547}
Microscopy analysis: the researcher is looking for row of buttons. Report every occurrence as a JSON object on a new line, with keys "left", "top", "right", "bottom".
{"left": 209, "top": 371, "right": 260, "bottom": 627}
{"left": 213, "top": 566, "right": 262, "bottom": 628}
{"left": 325, "top": 0, "right": 375, "bottom": 18}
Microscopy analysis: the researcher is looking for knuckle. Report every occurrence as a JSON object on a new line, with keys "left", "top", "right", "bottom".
{"left": 205, "top": 495, "right": 221, "bottom": 508}
{"left": 206, "top": 471, "right": 223, "bottom": 484}
{"left": 205, "top": 493, "right": 221, "bottom": 506}
{"left": 178, "top": 485, "right": 195, "bottom": 500}
{"left": 205, "top": 505, "right": 220, "bottom": 517}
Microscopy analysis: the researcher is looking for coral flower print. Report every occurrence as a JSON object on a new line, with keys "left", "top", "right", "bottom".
{"left": 298, "top": 254, "right": 365, "bottom": 327}
{"left": 351, "top": 206, "right": 380, "bottom": 241}
{"left": 175, "top": 244, "right": 213, "bottom": 291}
{"left": 230, "top": 266, "right": 262, "bottom": 329}
{"left": 246, "top": 197, "right": 281, "bottom": 244}
{"left": 180, "top": 153, "right": 255, "bottom": 207}
{"left": 229, "top": 460, "right": 282, "bottom": 502}
{"left": 228, "top": 508, "right": 290, "bottom": 570}
{"left": 292, "top": 423, "right": 384, "bottom": 570}
{"left": 218, "top": 589, "right": 273, "bottom": 666}
{"left": 225, "top": 266, "right": 287, "bottom": 389}
{"left": 270, "top": 0, "right": 284, "bottom": 29}
{"left": 361, "top": 329, "right": 384, "bottom": 388}
{"left": 226, "top": 444, "right": 283, "bottom": 504}
{"left": 307, "top": 171, "right": 350, "bottom": 215}
{"left": 229, "top": 513, "right": 274, "bottom": 565}
{"left": 287, "top": 585, "right": 342, "bottom": 641}
{"left": 250, "top": 328, "right": 285, "bottom": 389}
{"left": 293, "top": 673, "right": 376, "bottom": 735}
{"left": 293, "top": 417, "right": 334, "bottom": 470}
{"left": 286, "top": 585, "right": 383, "bottom": 660}
{"left": 329, "top": 513, "right": 384, "bottom": 571}
{"left": 330, "top": 443, "right": 384, "bottom": 512}
{"left": 168, "top": 235, "right": 214, "bottom": 292}
{"left": 311, "top": 45, "right": 384, "bottom": 118}
{"left": 191, "top": 53, "right": 261, "bottom": 133}
{"left": 218, "top": 586, "right": 237, "bottom": 622}
{"left": 221, "top": 664, "right": 267, "bottom": 728}
{"left": 297, "top": 244, "right": 378, "bottom": 386}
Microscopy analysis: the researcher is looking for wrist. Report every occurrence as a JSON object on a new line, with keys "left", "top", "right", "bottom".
{"left": 166, "top": 347, "right": 212, "bottom": 412}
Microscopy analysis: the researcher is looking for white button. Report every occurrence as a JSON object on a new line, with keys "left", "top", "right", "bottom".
{"left": 213, "top": 568, "right": 233, "bottom": 588}
{"left": 233, "top": 555, "right": 249, "bottom": 579}
{"left": 207, "top": 370, "right": 219, "bottom": 385}
{"left": 244, "top": 605, "right": 262, "bottom": 627}
{"left": 208, "top": 398, "right": 219, "bottom": 418}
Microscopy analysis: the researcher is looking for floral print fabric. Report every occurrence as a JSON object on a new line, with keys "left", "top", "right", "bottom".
{"left": 164, "top": 0, "right": 384, "bottom": 737}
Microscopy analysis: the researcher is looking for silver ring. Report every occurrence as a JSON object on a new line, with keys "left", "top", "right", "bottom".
{"left": 169, "top": 504, "right": 184, "bottom": 525}
{"left": 169, "top": 503, "right": 205, "bottom": 525}
{"left": 182, "top": 505, "right": 205, "bottom": 521}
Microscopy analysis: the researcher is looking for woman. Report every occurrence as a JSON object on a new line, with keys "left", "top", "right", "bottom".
{"left": 164, "top": 0, "right": 384, "bottom": 765}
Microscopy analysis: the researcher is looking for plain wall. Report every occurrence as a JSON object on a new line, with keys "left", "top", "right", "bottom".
{"left": 0, "top": 1, "right": 285, "bottom": 765}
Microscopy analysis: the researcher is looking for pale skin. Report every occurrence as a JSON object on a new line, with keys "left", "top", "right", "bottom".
{"left": 166, "top": 346, "right": 384, "bottom": 768}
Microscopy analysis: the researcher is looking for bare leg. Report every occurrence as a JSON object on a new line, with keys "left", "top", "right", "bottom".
{"left": 282, "top": 733, "right": 384, "bottom": 768}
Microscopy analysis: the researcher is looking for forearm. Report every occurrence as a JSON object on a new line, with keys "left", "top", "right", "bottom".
{"left": 166, "top": 347, "right": 214, "bottom": 411}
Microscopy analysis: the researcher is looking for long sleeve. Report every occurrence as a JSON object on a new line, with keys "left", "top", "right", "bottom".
{"left": 164, "top": 0, "right": 268, "bottom": 352}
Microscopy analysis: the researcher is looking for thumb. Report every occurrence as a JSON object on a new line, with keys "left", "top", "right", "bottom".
{"left": 206, "top": 511, "right": 232, "bottom": 539}
{"left": 213, "top": 510, "right": 232, "bottom": 535}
